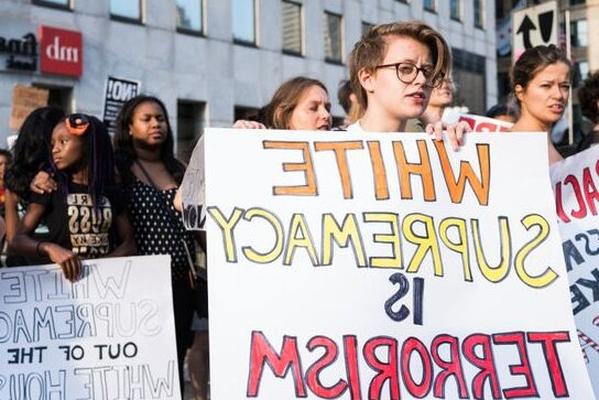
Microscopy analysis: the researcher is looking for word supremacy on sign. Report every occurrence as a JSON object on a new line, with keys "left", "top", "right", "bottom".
{"left": 191, "top": 129, "right": 594, "bottom": 399}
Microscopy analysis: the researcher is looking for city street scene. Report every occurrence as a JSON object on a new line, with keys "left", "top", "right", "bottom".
{"left": 1, "top": 0, "right": 599, "bottom": 399}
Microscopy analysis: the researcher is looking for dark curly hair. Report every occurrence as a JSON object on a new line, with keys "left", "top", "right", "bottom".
{"left": 112, "top": 95, "right": 185, "bottom": 186}
{"left": 5, "top": 106, "right": 65, "bottom": 199}
{"left": 511, "top": 45, "right": 572, "bottom": 104}
{"left": 578, "top": 70, "right": 599, "bottom": 124}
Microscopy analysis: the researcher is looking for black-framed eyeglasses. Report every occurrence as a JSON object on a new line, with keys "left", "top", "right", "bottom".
{"left": 65, "top": 113, "right": 90, "bottom": 136}
{"left": 375, "top": 62, "right": 444, "bottom": 88}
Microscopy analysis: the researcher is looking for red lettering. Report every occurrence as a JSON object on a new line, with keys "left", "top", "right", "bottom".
{"left": 305, "top": 336, "right": 347, "bottom": 398}
{"left": 527, "top": 331, "right": 570, "bottom": 397}
{"left": 459, "top": 116, "right": 476, "bottom": 130}
{"left": 462, "top": 334, "right": 501, "bottom": 399}
{"left": 246, "top": 331, "right": 307, "bottom": 397}
{"left": 493, "top": 332, "right": 538, "bottom": 398}
{"left": 401, "top": 337, "right": 433, "bottom": 398}
{"left": 565, "top": 175, "right": 587, "bottom": 219}
{"left": 475, "top": 122, "right": 499, "bottom": 132}
{"left": 582, "top": 167, "right": 599, "bottom": 216}
{"left": 343, "top": 335, "right": 362, "bottom": 400}
{"left": 554, "top": 182, "right": 571, "bottom": 223}
{"left": 363, "top": 336, "right": 400, "bottom": 400}
{"left": 431, "top": 334, "right": 469, "bottom": 398}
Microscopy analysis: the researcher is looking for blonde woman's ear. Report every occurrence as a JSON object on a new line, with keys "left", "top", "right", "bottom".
{"left": 358, "top": 68, "right": 376, "bottom": 93}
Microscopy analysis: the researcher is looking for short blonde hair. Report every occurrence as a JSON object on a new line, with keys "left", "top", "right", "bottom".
{"left": 349, "top": 21, "right": 451, "bottom": 109}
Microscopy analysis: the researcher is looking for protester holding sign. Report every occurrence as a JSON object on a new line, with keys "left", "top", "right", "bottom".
{"left": 510, "top": 44, "right": 571, "bottom": 164}
{"left": 347, "top": 21, "right": 469, "bottom": 146}
{"left": 3, "top": 107, "right": 65, "bottom": 267}
{"left": 113, "top": 94, "right": 203, "bottom": 396}
{"left": 9, "top": 114, "right": 136, "bottom": 281}
{"left": 233, "top": 76, "right": 333, "bottom": 131}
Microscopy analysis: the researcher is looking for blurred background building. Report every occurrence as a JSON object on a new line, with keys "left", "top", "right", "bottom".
{"left": 495, "top": 0, "right": 598, "bottom": 145}
{"left": 0, "top": 0, "right": 497, "bottom": 158}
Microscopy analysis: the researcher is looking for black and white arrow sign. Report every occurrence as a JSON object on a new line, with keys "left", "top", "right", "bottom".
{"left": 512, "top": 1, "right": 558, "bottom": 62}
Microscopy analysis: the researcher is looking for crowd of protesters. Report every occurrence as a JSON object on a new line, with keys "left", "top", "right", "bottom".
{"left": 0, "top": 19, "right": 598, "bottom": 400}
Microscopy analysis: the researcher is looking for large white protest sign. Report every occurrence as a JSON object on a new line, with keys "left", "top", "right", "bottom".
{"left": 201, "top": 129, "right": 594, "bottom": 399}
{"left": 551, "top": 146, "right": 599, "bottom": 398}
{"left": 0, "top": 255, "right": 180, "bottom": 400}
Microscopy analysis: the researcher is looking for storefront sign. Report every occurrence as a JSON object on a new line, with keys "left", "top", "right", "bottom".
{"left": 39, "top": 25, "right": 82, "bottom": 77}
{"left": 0, "top": 32, "right": 37, "bottom": 71}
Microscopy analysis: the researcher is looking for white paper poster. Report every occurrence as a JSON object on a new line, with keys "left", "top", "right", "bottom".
{"left": 0, "top": 255, "right": 180, "bottom": 400}
{"left": 202, "top": 129, "right": 594, "bottom": 399}
{"left": 551, "top": 146, "right": 599, "bottom": 398}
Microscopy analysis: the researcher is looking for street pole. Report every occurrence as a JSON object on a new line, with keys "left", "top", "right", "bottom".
{"left": 565, "top": 9, "right": 574, "bottom": 145}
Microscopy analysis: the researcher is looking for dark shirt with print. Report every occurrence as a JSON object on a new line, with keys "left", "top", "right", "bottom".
{"left": 30, "top": 182, "right": 125, "bottom": 261}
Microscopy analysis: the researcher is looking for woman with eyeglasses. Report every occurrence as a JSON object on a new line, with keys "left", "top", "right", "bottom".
{"left": 348, "top": 21, "right": 468, "bottom": 148}
{"left": 9, "top": 114, "right": 136, "bottom": 281}
{"left": 509, "top": 45, "right": 571, "bottom": 165}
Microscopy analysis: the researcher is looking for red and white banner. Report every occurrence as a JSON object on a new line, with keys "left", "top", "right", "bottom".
{"left": 459, "top": 114, "right": 513, "bottom": 133}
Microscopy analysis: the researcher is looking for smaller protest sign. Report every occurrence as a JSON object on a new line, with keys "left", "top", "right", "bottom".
{"left": 9, "top": 85, "right": 49, "bottom": 131}
{"left": 459, "top": 113, "right": 514, "bottom": 132}
{"left": 0, "top": 255, "right": 181, "bottom": 400}
{"left": 551, "top": 146, "right": 599, "bottom": 398}
{"left": 102, "top": 76, "right": 140, "bottom": 134}
{"left": 180, "top": 135, "right": 205, "bottom": 230}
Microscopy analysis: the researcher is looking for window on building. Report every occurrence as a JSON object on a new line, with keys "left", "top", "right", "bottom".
{"left": 362, "top": 22, "right": 374, "bottom": 37}
{"left": 570, "top": 0, "right": 585, "bottom": 5}
{"left": 450, "top": 0, "right": 461, "bottom": 20}
{"left": 233, "top": 0, "right": 256, "bottom": 44}
{"left": 282, "top": 1, "right": 302, "bottom": 55}
{"left": 423, "top": 0, "right": 435, "bottom": 12}
{"left": 452, "top": 47, "right": 486, "bottom": 114}
{"left": 324, "top": 12, "right": 342, "bottom": 63}
{"left": 574, "top": 60, "right": 589, "bottom": 86}
{"left": 474, "top": 0, "right": 484, "bottom": 28}
{"left": 570, "top": 19, "right": 588, "bottom": 47}
{"left": 32, "top": 0, "right": 70, "bottom": 9}
{"left": 111, "top": 0, "right": 142, "bottom": 22}
{"left": 176, "top": 0, "right": 203, "bottom": 34}
{"left": 177, "top": 100, "right": 205, "bottom": 163}
{"left": 33, "top": 84, "right": 73, "bottom": 113}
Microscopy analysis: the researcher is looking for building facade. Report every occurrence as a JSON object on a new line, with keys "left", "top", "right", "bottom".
{"left": 0, "top": 0, "right": 497, "bottom": 157}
